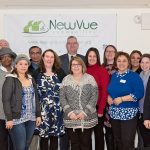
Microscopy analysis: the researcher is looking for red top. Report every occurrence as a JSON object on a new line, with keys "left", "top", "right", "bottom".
{"left": 86, "top": 64, "right": 109, "bottom": 114}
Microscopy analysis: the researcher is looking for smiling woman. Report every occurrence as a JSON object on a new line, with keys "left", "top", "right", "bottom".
{"left": 60, "top": 56, "right": 98, "bottom": 150}
{"left": 85, "top": 47, "right": 109, "bottom": 150}
{"left": 34, "top": 49, "right": 66, "bottom": 150}
{"left": 2, "top": 54, "right": 41, "bottom": 150}
{"left": 107, "top": 51, "right": 144, "bottom": 150}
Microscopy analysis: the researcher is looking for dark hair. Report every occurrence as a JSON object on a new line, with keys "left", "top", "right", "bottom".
{"left": 130, "top": 50, "right": 142, "bottom": 70}
{"left": 29, "top": 46, "right": 42, "bottom": 54}
{"left": 40, "top": 49, "right": 60, "bottom": 73}
{"left": 69, "top": 56, "right": 86, "bottom": 74}
{"left": 141, "top": 53, "right": 150, "bottom": 61}
{"left": 114, "top": 51, "right": 130, "bottom": 69}
{"left": 85, "top": 47, "right": 101, "bottom": 66}
{"left": 130, "top": 50, "right": 142, "bottom": 59}
{"left": 103, "top": 45, "right": 117, "bottom": 66}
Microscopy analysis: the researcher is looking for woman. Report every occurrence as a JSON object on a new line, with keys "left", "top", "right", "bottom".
{"left": 107, "top": 51, "right": 144, "bottom": 150}
{"left": 103, "top": 45, "right": 117, "bottom": 150}
{"left": 130, "top": 50, "right": 142, "bottom": 74}
{"left": 35, "top": 49, "right": 65, "bottom": 150}
{"left": 138, "top": 54, "right": 150, "bottom": 147}
{"left": 2, "top": 54, "right": 41, "bottom": 150}
{"left": 60, "top": 56, "right": 98, "bottom": 150}
{"left": 0, "top": 48, "right": 17, "bottom": 150}
{"left": 130, "top": 50, "right": 143, "bottom": 148}
{"left": 85, "top": 47, "right": 109, "bottom": 150}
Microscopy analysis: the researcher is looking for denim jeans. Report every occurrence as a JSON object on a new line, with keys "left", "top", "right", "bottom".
{"left": 9, "top": 120, "right": 35, "bottom": 150}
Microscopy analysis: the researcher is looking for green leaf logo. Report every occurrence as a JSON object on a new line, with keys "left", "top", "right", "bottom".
{"left": 23, "top": 20, "right": 49, "bottom": 34}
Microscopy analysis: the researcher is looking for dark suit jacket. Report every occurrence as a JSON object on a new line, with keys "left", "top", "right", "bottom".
{"left": 59, "top": 53, "right": 85, "bottom": 75}
{"left": 143, "top": 76, "right": 150, "bottom": 120}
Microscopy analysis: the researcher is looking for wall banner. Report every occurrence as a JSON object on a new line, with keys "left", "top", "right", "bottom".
{"left": 4, "top": 14, "right": 117, "bottom": 55}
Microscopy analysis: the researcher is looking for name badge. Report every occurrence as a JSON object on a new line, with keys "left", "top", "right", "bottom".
{"left": 120, "top": 79, "right": 126, "bottom": 83}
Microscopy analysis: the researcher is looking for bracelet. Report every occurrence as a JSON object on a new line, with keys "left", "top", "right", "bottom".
{"left": 120, "top": 97, "right": 124, "bottom": 102}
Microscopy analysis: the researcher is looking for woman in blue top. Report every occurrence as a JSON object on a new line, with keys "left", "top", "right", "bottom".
{"left": 107, "top": 51, "right": 144, "bottom": 150}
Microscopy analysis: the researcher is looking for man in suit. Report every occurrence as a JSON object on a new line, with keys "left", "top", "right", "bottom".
{"left": 60, "top": 36, "right": 85, "bottom": 75}
{"left": 59, "top": 36, "right": 85, "bottom": 150}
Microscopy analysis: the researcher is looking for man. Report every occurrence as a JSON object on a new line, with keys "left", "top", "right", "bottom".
{"left": 60, "top": 36, "right": 85, "bottom": 75}
{"left": 0, "top": 39, "right": 9, "bottom": 48}
{"left": 28, "top": 46, "right": 42, "bottom": 75}
{"left": 0, "top": 48, "right": 16, "bottom": 150}
{"left": 28, "top": 46, "right": 42, "bottom": 150}
{"left": 59, "top": 36, "right": 85, "bottom": 150}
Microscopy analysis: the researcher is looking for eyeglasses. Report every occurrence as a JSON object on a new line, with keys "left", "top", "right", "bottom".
{"left": 71, "top": 64, "right": 82, "bottom": 67}
{"left": 30, "top": 52, "right": 41, "bottom": 55}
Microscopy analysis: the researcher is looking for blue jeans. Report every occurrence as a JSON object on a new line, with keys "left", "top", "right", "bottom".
{"left": 9, "top": 121, "right": 35, "bottom": 150}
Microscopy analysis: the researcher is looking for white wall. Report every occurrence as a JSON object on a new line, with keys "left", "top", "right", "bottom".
{"left": 0, "top": 8, "right": 150, "bottom": 54}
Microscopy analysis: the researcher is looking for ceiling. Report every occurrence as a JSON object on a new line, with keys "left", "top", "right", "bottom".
{"left": 0, "top": 0, "right": 150, "bottom": 9}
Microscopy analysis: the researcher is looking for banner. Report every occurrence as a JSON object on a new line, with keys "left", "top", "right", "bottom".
{"left": 4, "top": 14, "right": 117, "bottom": 56}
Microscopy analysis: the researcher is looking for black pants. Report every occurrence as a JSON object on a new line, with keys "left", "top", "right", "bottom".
{"left": 67, "top": 128, "right": 92, "bottom": 150}
{"left": 105, "top": 126, "right": 114, "bottom": 150}
{"left": 0, "top": 119, "right": 8, "bottom": 150}
{"left": 139, "top": 116, "right": 150, "bottom": 147}
{"left": 94, "top": 116, "right": 105, "bottom": 150}
{"left": 40, "top": 136, "right": 58, "bottom": 150}
{"left": 111, "top": 116, "right": 138, "bottom": 150}
{"left": 60, "top": 130, "right": 70, "bottom": 150}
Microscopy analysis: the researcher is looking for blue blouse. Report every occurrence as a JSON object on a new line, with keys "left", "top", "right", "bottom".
{"left": 13, "top": 84, "right": 36, "bottom": 125}
{"left": 108, "top": 69, "right": 144, "bottom": 120}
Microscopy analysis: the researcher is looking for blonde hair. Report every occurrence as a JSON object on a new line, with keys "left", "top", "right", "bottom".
{"left": 69, "top": 56, "right": 86, "bottom": 74}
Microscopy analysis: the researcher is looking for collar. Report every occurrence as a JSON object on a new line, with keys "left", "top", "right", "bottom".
{"left": 116, "top": 69, "right": 130, "bottom": 78}
{"left": 68, "top": 53, "right": 77, "bottom": 61}
{"left": 0, "top": 65, "right": 13, "bottom": 73}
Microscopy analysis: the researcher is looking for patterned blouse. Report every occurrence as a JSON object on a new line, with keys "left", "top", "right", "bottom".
{"left": 13, "top": 84, "right": 36, "bottom": 125}
{"left": 36, "top": 73, "right": 64, "bottom": 137}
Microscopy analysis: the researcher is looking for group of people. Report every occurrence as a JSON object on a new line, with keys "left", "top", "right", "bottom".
{"left": 0, "top": 36, "right": 150, "bottom": 150}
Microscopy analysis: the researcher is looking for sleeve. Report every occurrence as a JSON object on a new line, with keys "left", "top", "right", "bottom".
{"left": 84, "top": 76, "right": 98, "bottom": 115}
{"left": 57, "top": 68, "right": 66, "bottom": 82}
{"left": 143, "top": 77, "right": 150, "bottom": 120}
{"left": 97, "top": 68, "right": 110, "bottom": 114}
{"left": 129, "top": 73, "right": 144, "bottom": 102}
{"left": 2, "top": 77, "right": 14, "bottom": 121}
{"left": 32, "top": 78, "right": 41, "bottom": 117}
{"left": 59, "top": 78, "right": 73, "bottom": 115}
{"left": 36, "top": 74, "right": 43, "bottom": 101}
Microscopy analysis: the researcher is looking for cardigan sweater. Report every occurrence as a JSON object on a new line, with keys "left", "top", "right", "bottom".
{"left": 86, "top": 64, "right": 109, "bottom": 114}
{"left": 108, "top": 69, "right": 144, "bottom": 120}
{"left": 2, "top": 74, "right": 41, "bottom": 121}
{"left": 60, "top": 73, "right": 98, "bottom": 129}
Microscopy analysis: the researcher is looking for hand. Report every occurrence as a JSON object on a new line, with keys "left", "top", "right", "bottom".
{"left": 69, "top": 112, "right": 78, "bottom": 120}
{"left": 6, "top": 121, "right": 13, "bottom": 129}
{"left": 98, "top": 114, "right": 103, "bottom": 117}
{"left": 77, "top": 112, "right": 86, "bottom": 120}
{"left": 113, "top": 97, "right": 122, "bottom": 105}
{"left": 36, "top": 117, "right": 41, "bottom": 127}
{"left": 107, "top": 96, "right": 113, "bottom": 105}
{"left": 144, "top": 120, "right": 150, "bottom": 129}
